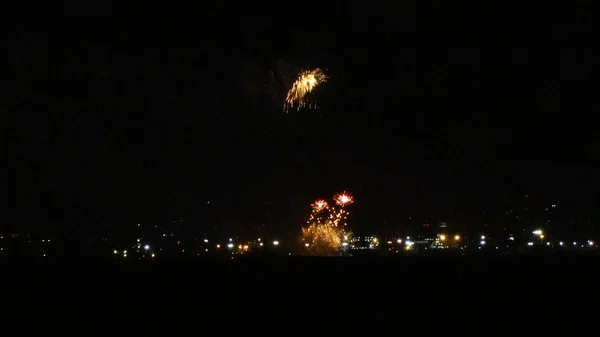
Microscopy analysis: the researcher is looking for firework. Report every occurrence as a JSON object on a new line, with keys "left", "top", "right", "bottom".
{"left": 311, "top": 199, "right": 329, "bottom": 213}
{"left": 301, "top": 192, "right": 354, "bottom": 256}
{"left": 302, "top": 223, "right": 349, "bottom": 256}
{"left": 284, "top": 68, "right": 328, "bottom": 112}
{"left": 333, "top": 191, "right": 354, "bottom": 207}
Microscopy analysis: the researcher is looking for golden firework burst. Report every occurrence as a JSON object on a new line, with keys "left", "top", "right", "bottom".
{"left": 284, "top": 68, "right": 328, "bottom": 112}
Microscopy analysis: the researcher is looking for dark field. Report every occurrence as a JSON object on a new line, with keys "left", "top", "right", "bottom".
{"left": 3, "top": 255, "right": 598, "bottom": 335}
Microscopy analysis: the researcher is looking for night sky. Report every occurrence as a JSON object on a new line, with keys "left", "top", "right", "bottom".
{"left": 7, "top": 3, "right": 598, "bottom": 236}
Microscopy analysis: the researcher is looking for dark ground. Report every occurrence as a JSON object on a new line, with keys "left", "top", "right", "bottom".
{"left": 3, "top": 256, "right": 598, "bottom": 335}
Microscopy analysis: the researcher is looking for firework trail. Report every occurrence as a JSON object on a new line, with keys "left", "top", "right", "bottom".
{"left": 284, "top": 68, "right": 328, "bottom": 112}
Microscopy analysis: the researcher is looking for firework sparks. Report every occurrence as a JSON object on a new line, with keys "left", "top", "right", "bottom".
{"left": 302, "top": 223, "right": 349, "bottom": 256}
{"left": 301, "top": 191, "right": 354, "bottom": 256}
{"left": 284, "top": 68, "right": 328, "bottom": 112}
{"left": 311, "top": 199, "right": 329, "bottom": 212}
{"left": 334, "top": 191, "right": 354, "bottom": 207}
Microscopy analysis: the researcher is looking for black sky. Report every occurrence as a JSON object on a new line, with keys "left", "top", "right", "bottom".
{"left": 7, "top": 3, "right": 599, "bottom": 236}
